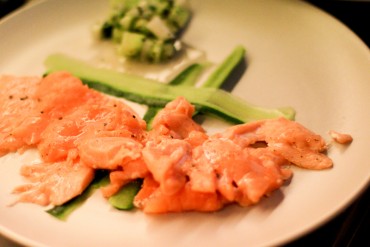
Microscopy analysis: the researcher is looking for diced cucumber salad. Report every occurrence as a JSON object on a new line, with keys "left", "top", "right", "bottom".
{"left": 95, "top": 0, "right": 191, "bottom": 63}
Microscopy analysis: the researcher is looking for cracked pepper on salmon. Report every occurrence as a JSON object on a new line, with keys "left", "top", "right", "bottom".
{"left": 0, "top": 72, "right": 349, "bottom": 213}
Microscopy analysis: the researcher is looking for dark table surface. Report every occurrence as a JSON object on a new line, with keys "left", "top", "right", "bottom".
{"left": 0, "top": 1, "right": 369, "bottom": 247}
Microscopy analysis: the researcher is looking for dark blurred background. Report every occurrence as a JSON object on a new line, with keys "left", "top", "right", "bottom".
{"left": 1, "top": 0, "right": 368, "bottom": 45}
{"left": 307, "top": 0, "right": 369, "bottom": 47}
{"left": 0, "top": 0, "right": 25, "bottom": 18}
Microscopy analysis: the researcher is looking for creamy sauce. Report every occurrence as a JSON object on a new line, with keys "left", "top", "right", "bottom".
{"left": 89, "top": 40, "right": 209, "bottom": 83}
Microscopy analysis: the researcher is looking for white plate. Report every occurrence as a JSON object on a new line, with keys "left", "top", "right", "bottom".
{"left": 0, "top": 0, "right": 369, "bottom": 246}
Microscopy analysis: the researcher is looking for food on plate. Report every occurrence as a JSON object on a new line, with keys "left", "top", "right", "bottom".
{"left": 45, "top": 45, "right": 254, "bottom": 217}
{"left": 44, "top": 52, "right": 296, "bottom": 124}
{"left": 329, "top": 130, "right": 353, "bottom": 144}
{"left": 132, "top": 99, "right": 322, "bottom": 213}
{"left": 0, "top": 72, "right": 349, "bottom": 214}
{"left": 94, "top": 0, "right": 191, "bottom": 63}
{"left": 1, "top": 72, "right": 146, "bottom": 205}
{"left": 142, "top": 45, "right": 246, "bottom": 128}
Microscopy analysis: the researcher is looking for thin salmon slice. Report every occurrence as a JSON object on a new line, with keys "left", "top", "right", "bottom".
{"left": 150, "top": 96, "right": 205, "bottom": 139}
{"left": 1, "top": 72, "right": 146, "bottom": 206}
{"left": 134, "top": 175, "right": 225, "bottom": 214}
{"left": 79, "top": 136, "right": 149, "bottom": 198}
{"left": 12, "top": 159, "right": 94, "bottom": 206}
{"left": 39, "top": 100, "right": 145, "bottom": 163}
{"left": 0, "top": 72, "right": 96, "bottom": 155}
{"left": 100, "top": 158, "right": 149, "bottom": 198}
{"left": 37, "top": 75, "right": 146, "bottom": 163}
{"left": 138, "top": 134, "right": 291, "bottom": 212}
{"left": 0, "top": 75, "right": 41, "bottom": 155}
{"left": 218, "top": 118, "right": 332, "bottom": 169}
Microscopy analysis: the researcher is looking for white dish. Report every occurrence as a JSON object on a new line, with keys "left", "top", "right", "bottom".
{"left": 0, "top": 0, "right": 369, "bottom": 246}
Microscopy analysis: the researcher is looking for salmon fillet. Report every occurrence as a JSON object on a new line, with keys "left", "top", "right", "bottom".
{"left": 1, "top": 72, "right": 146, "bottom": 206}
{"left": 12, "top": 159, "right": 94, "bottom": 206}
{"left": 134, "top": 97, "right": 335, "bottom": 213}
{"left": 0, "top": 73, "right": 347, "bottom": 213}
{"left": 0, "top": 75, "right": 41, "bottom": 155}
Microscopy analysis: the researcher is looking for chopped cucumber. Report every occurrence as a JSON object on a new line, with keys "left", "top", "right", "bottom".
{"left": 118, "top": 31, "right": 146, "bottom": 58}
{"left": 146, "top": 15, "right": 174, "bottom": 40}
{"left": 44, "top": 53, "right": 295, "bottom": 123}
{"left": 167, "top": 4, "right": 191, "bottom": 29}
{"left": 161, "top": 41, "right": 176, "bottom": 60}
{"left": 110, "top": 0, "right": 140, "bottom": 11}
{"left": 112, "top": 27, "right": 124, "bottom": 43}
{"left": 97, "top": 0, "right": 191, "bottom": 63}
{"left": 148, "top": 39, "right": 164, "bottom": 63}
{"left": 119, "top": 14, "right": 137, "bottom": 31}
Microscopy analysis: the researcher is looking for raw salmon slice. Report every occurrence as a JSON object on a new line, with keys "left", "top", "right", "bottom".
{"left": 0, "top": 72, "right": 100, "bottom": 155}
{"left": 12, "top": 159, "right": 94, "bottom": 206}
{"left": 221, "top": 117, "right": 333, "bottom": 170}
{"left": 0, "top": 75, "right": 41, "bottom": 155}
{"left": 134, "top": 97, "right": 340, "bottom": 213}
{"left": 1, "top": 72, "right": 146, "bottom": 206}
{"left": 134, "top": 175, "right": 225, "bottom": 214}
{"left": 135, "top": 98, "right": 294, "bottom": 213}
